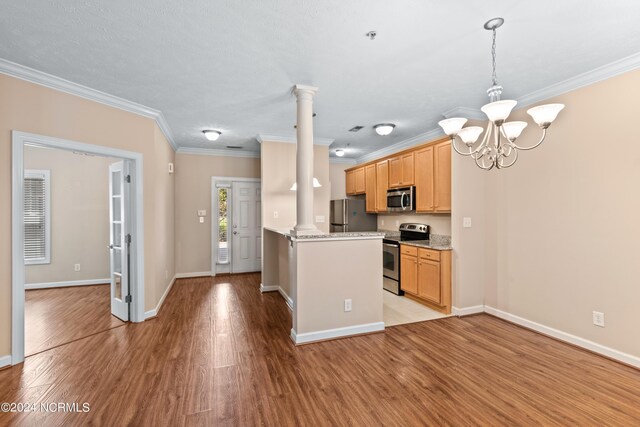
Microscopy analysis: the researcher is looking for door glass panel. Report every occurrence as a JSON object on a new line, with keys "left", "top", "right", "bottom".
{"left": 383, "top": 250, "right": 396, "bottom": 271}
{"left": 113, "top": 223, "right": 122, "bottom": 246}
{"left": 114, "top": 273, "right": 122, "bottom": 300}
{"left": 217, "top": 188, "right": 229, "bottom": 264}
{"left": 112, "top": 196, "right": 122, "bottom": 222}
{"left": 112, "top": 171, "right": 121, "bottom": 196}
{"left": 114, "top": 248, "right": 122, "bottom": 273}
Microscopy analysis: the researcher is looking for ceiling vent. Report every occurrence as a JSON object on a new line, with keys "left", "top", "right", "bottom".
{"left": 349, "top": 126, "right": 364, "bottom": 132}
{"left": 226, "top": 145, "right": 243, "bottom": 149}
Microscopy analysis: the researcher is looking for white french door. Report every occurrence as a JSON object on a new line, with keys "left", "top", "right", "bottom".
{"left": 109, "top": 161, "right": 130, "bottom": 321}
{"left": 231, "top": 181, "right": 262, "bottom": 273}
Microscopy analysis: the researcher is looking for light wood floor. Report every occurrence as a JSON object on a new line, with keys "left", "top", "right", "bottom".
{"left": 25, "top": 284, "right": 125, "bottom": 356}
{"left": 2, "top": 273, "right": 639, "bottom": 426}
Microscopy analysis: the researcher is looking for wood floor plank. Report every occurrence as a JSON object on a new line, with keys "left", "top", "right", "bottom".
{"left": 2, "top": 273, "right": 639, "bottom": 426}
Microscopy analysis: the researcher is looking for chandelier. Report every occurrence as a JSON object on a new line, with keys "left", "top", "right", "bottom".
{"left": 438, "top": 18, "right": 565, "bottom": 170}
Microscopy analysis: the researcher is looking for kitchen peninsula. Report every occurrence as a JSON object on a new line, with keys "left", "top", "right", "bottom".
{"left": 262, "top": 227, "right": 385, "bottom": 344}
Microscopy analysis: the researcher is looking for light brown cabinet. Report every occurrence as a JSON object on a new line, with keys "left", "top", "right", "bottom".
{"left": 415, "top": 146, "right": 434, "bottom": 212}
{"left": 400, "top": 245, "right": 451, "bottom": 314}
{"left": 375, "top": 160, "right": 388, "bottom": 212}
{"left": 365, "top": 164, "right": 377, "bottom": 213}
{"left": 434, "top": 141, "right": 451, "bottom": 212}
{"left": 346, "top": 167, "right": 366, "bottom": 195}
{"left": 388, "top": 153, "right": 415, "bottom": 188}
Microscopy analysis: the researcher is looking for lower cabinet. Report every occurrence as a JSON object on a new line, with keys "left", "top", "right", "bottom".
{"left": 400, "top": 245, "right": 451, "bottom": 314}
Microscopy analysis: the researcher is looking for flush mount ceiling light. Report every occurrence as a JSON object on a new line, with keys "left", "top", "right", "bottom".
{"left": 202, "top": 130, "right": 221, "bottom": 141}
{"left": 335, "top": 149, "right": 345, "bottom": 157}
{"left": 438, "top": 18, "right": 565, "bottom": 171}
{"left": 290, "top": 178, "right": 322, "bottom": 191}
{"left": 374, "top": 123, "right": 395, "bottom": 136}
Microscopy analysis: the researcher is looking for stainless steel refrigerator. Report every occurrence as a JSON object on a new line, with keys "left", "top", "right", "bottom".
{"left": 330, "top": 199, "right": 377, "bottom": 232}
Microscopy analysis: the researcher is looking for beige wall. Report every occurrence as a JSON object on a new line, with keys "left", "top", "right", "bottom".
{"left": 24, "top": 146, "right": 115, "bottom": 284}
{"left": 174, "top": 153, "right": 260, "bottom": 274}
{"left": 484, "top": 69, "right": 640, "bottom": 357}
{"left": 0, "top": 73, "right": 175, "bottom": 357}
{"left": 261, "top": 141, "right": 330, "bottom": 233}
{"left": 329, "top": 162, "right": 348, "bottom": 200}
{"left": 378, "top": 213, "right": 451, "bottom": 235}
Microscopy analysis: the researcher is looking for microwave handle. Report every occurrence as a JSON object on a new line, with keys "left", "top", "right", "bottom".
{"left": 400, "top": 192, "right": 407, "bottom": 210}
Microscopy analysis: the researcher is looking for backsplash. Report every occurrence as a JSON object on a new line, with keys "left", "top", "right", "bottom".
{"left": 377, "top": 213, "right": 451, "bottom": 235}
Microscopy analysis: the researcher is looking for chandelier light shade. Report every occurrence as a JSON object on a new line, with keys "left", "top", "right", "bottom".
{"left": 335, "top": 149, "right": 345, "bottom": 157}
{"left": 374, "top": 123, "right": 395, "bottom": 136}
{"left": 290, "top": 178, "right": 322, "bottom": 191}
{"left": 439, "top": 18, "right": 565, "bottom": 170}
{"left": 203, "top": 130, "right": 221, "bottom": 141}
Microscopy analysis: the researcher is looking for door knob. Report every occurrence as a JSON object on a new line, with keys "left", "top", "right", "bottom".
{"left": 108, "top": 244, "right": 114, "bottom": 249}
{"left": 233, "top": 231, "right": 238, "bottom": 235}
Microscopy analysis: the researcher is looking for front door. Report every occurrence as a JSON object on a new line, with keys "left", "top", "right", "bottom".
{"left": 231, "top": 181, "right": 261, "bottom": 273}
{"left": 109, "top": 161, "right": 130, "bottom": 321}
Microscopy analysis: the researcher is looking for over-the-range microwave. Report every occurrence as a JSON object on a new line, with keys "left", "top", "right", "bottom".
{"left": 386, "top": 186, "right": 416, "bottom": 212}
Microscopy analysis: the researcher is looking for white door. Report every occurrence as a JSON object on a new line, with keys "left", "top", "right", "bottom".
{"left": 109, "top": 161, "right": 130, "bottom": 321}
{"left": 231, "top": 181, "right": 261, "bottom": 273}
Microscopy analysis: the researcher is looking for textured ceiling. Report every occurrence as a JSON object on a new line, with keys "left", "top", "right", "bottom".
{"left": 1, "top": 1, "right": 640, "bottom": 159}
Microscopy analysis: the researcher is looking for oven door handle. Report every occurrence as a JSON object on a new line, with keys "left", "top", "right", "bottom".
{"left": 383, "top": 243, "right": 399, "bottom": 249}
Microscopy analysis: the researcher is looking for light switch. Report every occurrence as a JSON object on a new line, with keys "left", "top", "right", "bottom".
{"left": 197, "top": 210, "right": 207, "bottom": 216}
{"left": 168, "top": 163, "right": 174, "bottom": 174}
{"left": 463, "top": 217, "right": 472, "bottom": 228}
{"left": 273, "top": 211, "right": 279, "bottom": 219}
{"left": 316, "top": 215, "right": 325, "bottom": 223}
{"left": 199, "top": 217, "right": 205, "bottom": 223}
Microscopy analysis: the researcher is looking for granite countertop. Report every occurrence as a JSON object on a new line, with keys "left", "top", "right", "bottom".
{"left": 263, "top": 227, "right": 384, "bottom": 241}
{"left": 400, "top": 239, "right": 452, "bottom": 251}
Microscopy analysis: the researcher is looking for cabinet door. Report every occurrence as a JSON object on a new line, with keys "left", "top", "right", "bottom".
{"left": 354, "top": 167, "right": 366, "bottom": 194}
{"left": 434, "top": 141, "right": 451, "bottom": 212}
{"left": 401, "top": 254, "right": 418, "bottom": 295}
{"left": 418, "top": 258, "right": 441, "bottom": 304}
{"left": 415, "top": 146, "right": 434, "bottom": 212}
{"left": 346, "top": 170, "right": 355, "bottom": 195}
{"left": 388, "top": 157, "right": 402, "bottom": 188}
{"left": 376, "top": 161, "right": 389, "bottom": 212}
{"left": 365, "top": 164, "right": 377, "bottom": 213}
{"left": 401, "top": 152, "right": 415, "bottom": 185}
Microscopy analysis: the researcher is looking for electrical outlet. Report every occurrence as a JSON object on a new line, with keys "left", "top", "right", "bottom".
{"left": 199, "top": 217, "right": 205, "bottom": 223}
{"left": 344, "top": 299, "right": 352, "bottom": 312}
{"left": 74, "top": 264, "right": 81, "bottom": 272}
{"left": 197, "top": 209, "right": 207, "bottom": 216}
{"left": 273, "top": 211, "right": 279, "bottom": 219}
{"left": 315, "top": 215, "right": 325, "bottom": 223}
{"left": 381, "top": 219, "right": 385, "bottom": 226}
{"left": 593, "top": 311, "right": 605, "bottom": 327}
{"left": 165, "top": 270, "right": 169, "bottom": 280}
{"left": 463, "top": 217, "right": 472, "bottom": 228}
{"left": 395, "top": 220, "right": 400, "bottom": 227}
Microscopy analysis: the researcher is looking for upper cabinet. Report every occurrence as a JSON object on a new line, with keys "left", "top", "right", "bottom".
{"left": 388, "top": 152, "right": 414, "bottom": 188}
{"left": 415, "top": 146, "right": 434, "bottom": 212}
{"left": 375, "top": 160, "right": 389, "bottom": 212}
{"left": 365, "top": 164, "right": 377, "bottom": 213}
{"left": 433, "top": 141, "right": 451, "bottom": 213}
{"left": 346, "top": 167, "right": 366, "bottom": 195}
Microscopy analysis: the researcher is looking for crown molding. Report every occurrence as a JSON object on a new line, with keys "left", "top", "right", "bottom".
{"left": 356, "top": 128, "right": 445, "bottom": 164}
{"left": 256, "top": 134, "right": 334, "bottom": 146}
{"left": 329, "top": 157, "right": 358, "bottom": 165}
{"left": 0, "top": 57, "right": 178, "bottom": 151}
{"left": 176, "top": 146, "right": 260, "bottom": 158}
{"left": 516, "top": 51, "right": 640, "bottom": 107}
{"left": 442, "top": 106, "right": 486, "bottom": 120}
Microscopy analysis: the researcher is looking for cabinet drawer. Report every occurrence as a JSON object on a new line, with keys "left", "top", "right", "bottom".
{"left": 401, "top": 245, "right": 418, "bottom": 256}
{"left": 419, "top": 248, "right": 441, "bottom": 261}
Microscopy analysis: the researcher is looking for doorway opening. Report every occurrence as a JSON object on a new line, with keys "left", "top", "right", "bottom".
{"left": 211, "top": 177, "right": 261, "bottom": 275}
{"left": 11, "top": 131, "right": 145, "bottom": 366}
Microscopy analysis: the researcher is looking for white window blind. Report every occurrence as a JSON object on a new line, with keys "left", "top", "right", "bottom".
{"left": 24, "top": 170, "right": 50, "bottom": 264}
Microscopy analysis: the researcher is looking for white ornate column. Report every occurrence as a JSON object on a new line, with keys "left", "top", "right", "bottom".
{"left": 291, "top": 84, "right": 321, "bottom": 236}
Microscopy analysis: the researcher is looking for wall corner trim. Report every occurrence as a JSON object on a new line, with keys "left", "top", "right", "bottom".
{"left": 260, "top": 283, "right": 293, "bottom": 311}
{"left": 452, "top": 305, "right": 485, "bottom": 316}
{"left": 484, "top": 306, "right": 640, "bottom": 369}
{"left": 0, "top": 355, "right": 12, "bottom": 369}
{"left": 291, "top": 322, "right": 385, "bottom": 345}
{"left": 25, "top": 278, "right": 110, "bottom": 290}
{"left": 176, "top": 146, "right": 260, "bottom": 158}
{"left": 256, "top": 134, "right": 334, "bottom": 146}
{"left": 144, "top": 275, "right": 177, "bottom": 320}
{"left": 0, "top": 58, "right": 178, "bottom": 151}
{"left": 329, "top": 157, "right": 358, "bottom": 165}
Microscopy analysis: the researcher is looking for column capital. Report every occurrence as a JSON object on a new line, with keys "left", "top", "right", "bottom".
{"left": 293, "top": 84, "right": 319, "bottom": 96}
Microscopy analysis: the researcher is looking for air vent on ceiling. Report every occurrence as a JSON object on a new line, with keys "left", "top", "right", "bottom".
{"left": 349, "top": 126, "right": 364, "bottom": 132}
{"left": 226, "top": 145, "right": 243, "bottom": 149}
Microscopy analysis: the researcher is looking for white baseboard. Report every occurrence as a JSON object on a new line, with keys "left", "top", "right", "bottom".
{"left": 452, "top": 305, "right": 485, "bottom": 316}
{"left": 145, "top": 275, "right": 176, "bottom": 319}
{"left": 260, "top": 283, "right": 293, "bottom": 311}
{"left": 291, "top": 322, "right": 385, "bottom": 345}
{"left": 0, "top": 355, "right": 11, "bottom": 368}
{"left": 175, "top": 271, "right": 211, "bottom": 279}
{"left": 25, "top": 278, "right": 110, "bottom": 290}
{"left": 484, "top": 305, "right": 640, "bottom": 369}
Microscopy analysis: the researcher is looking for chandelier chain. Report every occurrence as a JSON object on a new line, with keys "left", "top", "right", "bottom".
{"left": 491, "top": 28, "right": 498, "bottom": 86}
